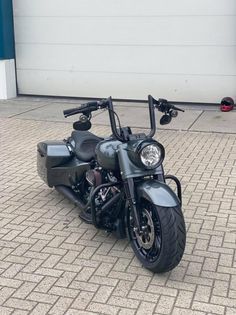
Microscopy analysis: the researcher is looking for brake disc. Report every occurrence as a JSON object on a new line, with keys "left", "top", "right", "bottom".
{"left": 134, "top": 208, "right": 155, "bottom": 250}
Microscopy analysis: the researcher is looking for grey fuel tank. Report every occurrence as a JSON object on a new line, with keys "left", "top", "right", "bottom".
{"left": 95, "top": 139, "right": 121, "bottom": 171}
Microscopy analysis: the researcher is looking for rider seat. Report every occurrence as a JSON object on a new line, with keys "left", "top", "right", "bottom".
{"left": 70, "top": 131, "right": 103, "bottom": 162}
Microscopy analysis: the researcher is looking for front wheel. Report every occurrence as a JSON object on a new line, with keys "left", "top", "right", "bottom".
{"left": 127, "top": 200, "right": 186, "bottom": 273}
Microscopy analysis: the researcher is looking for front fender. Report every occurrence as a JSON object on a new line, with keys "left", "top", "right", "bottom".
{"left": 136, "top": 179, "right": 180, "bottom": 207}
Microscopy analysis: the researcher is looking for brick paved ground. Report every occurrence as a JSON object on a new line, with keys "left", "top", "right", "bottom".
{"left": 0, "top": 113, "right": 236, "bottom": 315}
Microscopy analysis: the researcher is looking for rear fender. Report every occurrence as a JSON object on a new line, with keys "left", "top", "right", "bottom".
{"left": 136, "top": 179, "right": 180, "bottom": 207}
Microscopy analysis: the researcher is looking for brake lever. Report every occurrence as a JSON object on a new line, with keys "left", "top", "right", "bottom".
{"left": 156, "top": 99, "right": 185, "bottom": 113}
{"left": 172, "top": 105, "right": 185, "bottom": 112}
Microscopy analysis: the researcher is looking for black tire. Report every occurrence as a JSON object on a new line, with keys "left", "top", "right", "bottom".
{"left": 127, "top": 199, "right": 186, "bottom": 273}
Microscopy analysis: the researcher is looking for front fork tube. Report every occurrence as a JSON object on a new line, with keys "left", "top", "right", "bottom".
{"left": 124, "top": 178, "right": 142, "bottom": 232}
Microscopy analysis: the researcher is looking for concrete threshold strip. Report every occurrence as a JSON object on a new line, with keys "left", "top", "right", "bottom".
{"left": 1, "top": 97, "right": 236, "bottom": 134}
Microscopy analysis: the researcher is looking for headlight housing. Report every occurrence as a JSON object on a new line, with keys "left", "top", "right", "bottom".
{"left": 128, "top": 140, "right": 165, "bottom": 170}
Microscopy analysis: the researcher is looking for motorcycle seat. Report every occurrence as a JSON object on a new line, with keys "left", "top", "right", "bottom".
{"left": 70, "top": 131, "right": 103, "bottom": 162}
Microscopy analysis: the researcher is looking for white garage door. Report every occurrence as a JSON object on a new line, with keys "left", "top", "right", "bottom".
{"left": 13, "top": 0, "right": 236, "bottom": 102}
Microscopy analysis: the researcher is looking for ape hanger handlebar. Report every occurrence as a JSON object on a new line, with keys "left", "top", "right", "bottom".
{"left": 63, "top": 95, "right": 184, "bottom": 142}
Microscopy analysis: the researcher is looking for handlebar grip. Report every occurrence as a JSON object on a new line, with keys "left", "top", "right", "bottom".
{"left": 63, "top": 101, "right": 99, "bottom": 117}
{"left": 63, "top": 107, "right": 82, "bottom": 117}
{"left": 63, "top": 98, "right": 110, "bottom": 118}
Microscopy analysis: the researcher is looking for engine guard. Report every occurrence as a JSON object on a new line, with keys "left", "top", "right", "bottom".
{"left": 136, "top": 178, "right": 181, "bottom": 208}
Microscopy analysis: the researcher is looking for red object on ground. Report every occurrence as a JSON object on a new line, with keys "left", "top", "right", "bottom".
{"left": 220, "top": 97, "right": 234, "bottom": 112}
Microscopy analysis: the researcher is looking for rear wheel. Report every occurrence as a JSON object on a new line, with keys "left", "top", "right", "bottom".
{"left": 127, "top": 200, "right": 186, "bottom": 273}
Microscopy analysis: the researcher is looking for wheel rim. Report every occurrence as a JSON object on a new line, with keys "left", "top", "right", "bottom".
{"left": 129, "top": 203, "right": 162, "bottom": 263}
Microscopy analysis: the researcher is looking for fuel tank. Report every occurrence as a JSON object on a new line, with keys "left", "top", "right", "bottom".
{"left": 95, "top": 139, "right": 121, "bottom": 171}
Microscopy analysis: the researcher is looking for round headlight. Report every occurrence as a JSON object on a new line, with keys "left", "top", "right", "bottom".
{"left": 140, "top": 143, "right": 164, "bottom": 169}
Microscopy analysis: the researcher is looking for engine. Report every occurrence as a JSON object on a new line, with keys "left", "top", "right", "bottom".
{"left": 85, "top": 168, "right": 124, "bottom": 235}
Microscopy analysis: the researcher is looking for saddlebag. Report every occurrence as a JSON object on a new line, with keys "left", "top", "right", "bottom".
{"left": 37, "top": 141, "right": 90, "bottom": 188}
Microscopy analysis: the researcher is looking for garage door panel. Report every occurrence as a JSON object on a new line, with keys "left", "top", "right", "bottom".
{"left": 13, "top": 1, "right": 236, "bottom": 101}
{"left": 16, "top": 69, "right": 236, "bottom": 102}
{"left": 16, "top": 44, "right": 236, "bottom": 76}
{"left": 13, "top": 0, "right": 236, "bottom": 17}
{"left": 14, "top": 16, "right": 236, "bottom": 46}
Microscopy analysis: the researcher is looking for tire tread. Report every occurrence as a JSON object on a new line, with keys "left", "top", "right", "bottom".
{"left": 128, "top": 202, "right": 186, "bottom": 273}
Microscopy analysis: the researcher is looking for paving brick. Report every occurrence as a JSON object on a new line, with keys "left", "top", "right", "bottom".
{"left": 71, "top": 291, "right": 94, "bottom": 310}
{"left": 128, "top": 290, "right": 159, "bottom": 303}
{"left": 226, "top": 307, "right": 236, "bottom": 315}
{"left": 29, "top": 303, "right": 52, "bottom": 315}
{"left": 194, "top": 285, "right": 212, "bottom": 303}
{"left": 28, "top": 291, "right": 59, "bottom": 304}
{"left": 2, "top": 230, "right": 22, "bottom": 241}
{"left": 4, "top": 297, "right": 36, "bottom": 311}
{"left": 108, "top": 270, "right": 137, "bottom": 282}
{"left": 155, "top": 295, "right": 175, "bottom": 314}
{"left": 210, "top": 296, "right": 236, "bottom": 308}
{"left": 187, "top": 262, "right": 203, "bottom": 277}
{"left": 192, "top": 301, "right": 225, "bottom": 314}
{"left": 55, "top": 271, "right": 77, "bottom": 287}
{"left": 89, "top": 275, "right": 119, "bottom": 286}
{"left": 0, "top": 287, "right": 16, "bottom": 304}
{"left": 108, "top": 296, "right": 140, "bottom": 309}
{"left": 94, "top": 262, "right": 114, "bottom": 277}
{"left": 69, "top": 280, "right": 99, "bottom": 292}
{"left": 166, "top": 280, "right": 196, "bottom": 292}
{"left": 60, "top": 251, "right": 79, "bottom": 264}
{"left": 35, "top": 267, "right": 64, "bottom": 278}
{"left": 87, "top": 302, "right": 119, "bottom": 315}
{"left": 65, "top": 310, "right": 99, "bottom": 315}
{"left": 49, "top": 285, "right": 79, "bottom": 298}
{"left": 147, "top": 285, "right": 178, "bottom": 297}
{"left": 11, "top": 244, "right": 32, "bottom": 257}
{"left": 11, "top": 310, "right": 29, "bottom": 315}
{"left": 2, "top": 263, "right": 24, "bottom": 278}
{"left": 34, "top": 276, "right": 58, "bottom": 293}
{"left": 136, "top": 301, "right": 156, "bottom": 315}
{"left": 112, "top": 258, "right": 131, "bottom": 272}
{"left": 212, "top": 280, "right": 229, "bottom": 297}
{"left": 175, "top": 290, "right": 194, "bottom": 308}
{"left": 132, "top": 275, "right": 151, "bottom": 291}
{"left": 13, "top": 282, "right": 37, "bottom": 299}
{"left": 15, "top": 272, "right": 44, "bottom": 283}
{"left": 41, "top": 255, "right": 62, "bottom": 268}
{"left": 48, "top": 297, "right": 73, "bottom": 315}
{"left": 75, "top": 266, "right": 95, "bottom": 282}
{"left": 171, "top": 308, "right": 206, "bottom": 315}
{"left": 0, "top": 306, "right": 14, "bottom": 315}
{"left": 4, "top": 255, "right": 31, "bottom": 265}
{"left": 118, "top": 309, "right": 136, "bottom": 315}
{"left": 0, "top": 276, "right": 23, "bottom": 288}
{"left": 203, "top": 258, "right": 218, "bottom": 272}
{"left": 21, "top": 259, "right": 44, "bottom": 273}
{"left": 92, "top": 285, "right": 114, "bottom": 303}
{"left": 184, "top": 275, "right": 213, "bottom": 287}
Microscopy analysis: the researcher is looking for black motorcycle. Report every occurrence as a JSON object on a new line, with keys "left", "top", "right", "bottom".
{"left": 37, "top": 95, "right": 186, "bottom": 273}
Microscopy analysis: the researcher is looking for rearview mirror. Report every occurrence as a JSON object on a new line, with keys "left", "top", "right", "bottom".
{"left": 160, "top": 114, "right": 172, "bottom": 125}
{"left": 73, "top": 120, "right": 91, "bottom": 131}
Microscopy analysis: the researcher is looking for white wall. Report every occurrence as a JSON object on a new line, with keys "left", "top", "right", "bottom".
{"left": 0, "top": 60, "right": 17, "bottom": 99}
{"left": 13, "top": 0, "right": 236, "bottom": 102}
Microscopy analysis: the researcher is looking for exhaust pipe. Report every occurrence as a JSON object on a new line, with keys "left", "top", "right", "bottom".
{"left": 56, "top": 184, "right": 121, "bottom": 227}
{"left": 55, "top": 185, "right": 86, "bottom": 210}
